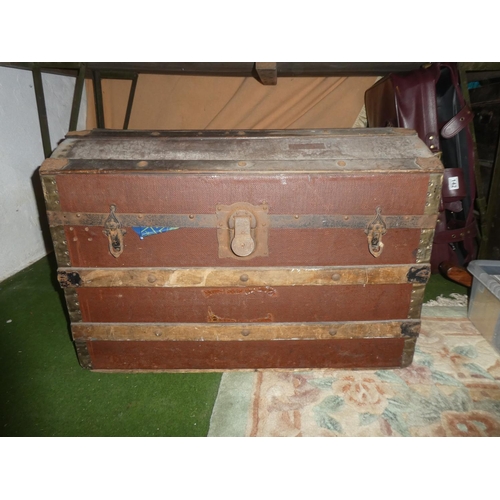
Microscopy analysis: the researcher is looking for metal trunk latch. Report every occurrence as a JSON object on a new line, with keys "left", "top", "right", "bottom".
{"left": 365, "top": 207, "right": 387, "bottom": 258}
{"left": 230, "top": 210, "right": 256, "bottom": 257}
{"left": 103, "top": 204, "right": 126, "bottom": 258}
{"left": 217, "top": 202, "right": 269, "bottom": 259}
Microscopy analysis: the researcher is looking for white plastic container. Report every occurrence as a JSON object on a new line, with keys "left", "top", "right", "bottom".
{"left": 468, "top": 260, "right": 500, "bottom": 354}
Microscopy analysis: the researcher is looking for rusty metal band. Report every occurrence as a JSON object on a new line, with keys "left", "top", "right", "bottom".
{"left": 71, "top": 319, "right": 421, "bottom": 342}
{"left": 41, "top": 175, "right": 71, "bottom": 266}
{"left": 408, "top": 284, "right": 426, "bottom": 319}
{"left": 64, "top": 289, "right": 82, "bottom": 322}
{"left": 47, "top": 211, "right": 437, "bottom": 229}
{"left": 423, "top": 173, "right": 443, "bottom": 216}
{"left": 401, "top": 337, "right": 417, "bottom": 367}
{"left": 416, "top": 228, "right": 435, "bottom": 264}
{"left": 49, "top": 226, "right": 71, "bottom": 267}
{"left": 57, "top": 264, "right": 430, "bottom": 288}
{"left": 41, "top": 175, "right": 60, "bottom": 211}
{"left": 74, "top": 340, "right": 93, "bottom": 369}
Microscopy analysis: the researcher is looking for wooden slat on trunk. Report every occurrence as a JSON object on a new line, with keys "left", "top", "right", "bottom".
{"left": 58, "top": 264, "right": 429, "bottom": 288}
{"left": 72, "top": 320, "right": 420, "bottom": 341}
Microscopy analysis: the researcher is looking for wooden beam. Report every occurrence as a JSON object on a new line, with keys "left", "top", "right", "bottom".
{"left": 71, "top": 320, "right": 420, "bottom": 342}
{"left": 57, "top": 264, "right": 430, "bottom": 288}
{"left": 255, "top": 62, "right": 277, "bottom": 85}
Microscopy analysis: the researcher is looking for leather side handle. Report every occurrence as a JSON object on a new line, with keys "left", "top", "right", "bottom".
{"left": 441, "top": 106, "right": 474, "bottom": 139}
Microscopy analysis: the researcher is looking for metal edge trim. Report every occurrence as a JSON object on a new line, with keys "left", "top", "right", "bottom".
{"left": 401, "top": 337, "right": 417, "bottom": 367}
{"left": 40, "top": 175, "right": 71, "bottom": 267}
{"left": 47, "top": 212, "right": 438, "bottom": 229}
{"left": 408, "top": 284, "right": 426, "bottom": 319}
{"left": 423, "top": 172, "right": 443, "bottom": 215}
{"left": 64, "top": 288, "right": 82, "bottom": 322}
{"left": 416, "top": 228, "right": 435, "bottom": 264}
{"left": 74, "top": 340, "right": 93, "bottom": 369}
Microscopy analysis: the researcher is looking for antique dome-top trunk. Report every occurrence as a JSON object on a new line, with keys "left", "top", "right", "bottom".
{"left": 40, "top": 128, "right": 442, "bottom": 371}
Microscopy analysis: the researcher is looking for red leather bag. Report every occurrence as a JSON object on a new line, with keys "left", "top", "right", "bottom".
{"left": 365, "top": 63, "right": 478, "bottom": 273}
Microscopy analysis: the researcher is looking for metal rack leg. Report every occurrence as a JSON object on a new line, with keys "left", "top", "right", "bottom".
{"left": 32, "top": 66, "right": 52, "bottom": 159}
{"left": 69, "top": 64, "right": 86, "bottom": 132}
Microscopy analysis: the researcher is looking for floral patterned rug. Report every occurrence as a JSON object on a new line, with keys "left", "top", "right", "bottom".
{"left": 209, "top": 313, "right": 500, "bottom": 437}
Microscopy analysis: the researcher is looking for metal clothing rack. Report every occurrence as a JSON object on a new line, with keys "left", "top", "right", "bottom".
{"left": 1, "top": 62, "right": 425, "bottom": 158}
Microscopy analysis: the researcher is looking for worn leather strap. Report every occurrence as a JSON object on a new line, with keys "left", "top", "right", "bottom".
{"left": 433, "top": 219, "right": 478, "bottom": 244}
{"left": 440, "top": 105, "right": 474, "bottom": 138}
{"left": 443, "top": 200, "right": 463, "bottom": 212}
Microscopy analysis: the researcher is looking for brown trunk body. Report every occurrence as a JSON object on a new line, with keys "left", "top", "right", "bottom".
{"left": 40, "top": 128, "right": 442, "bottom": 371}
{"left": 65, "top": 227, "right": 423, "bottom": 267}
{"left": 56, "top": 173, "right": 429, "bottom": 215}
{"left": 77, "top": 284, "right": 413, "bottom": 323}
{"left": 84, "top": 338, "right": 408, "bottom": 371}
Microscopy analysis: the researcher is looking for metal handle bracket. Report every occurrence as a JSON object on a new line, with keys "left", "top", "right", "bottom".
{"left": 103, "top": 204, "right": 126, "bottom": 258}
{"left": 365, "top": 207, "right": 387, "bottom": 258}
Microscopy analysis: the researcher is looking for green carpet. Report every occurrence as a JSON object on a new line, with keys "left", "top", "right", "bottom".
{"left": 423, "top": 273, "right": 468, "bottom": 302}
{"left": 0, "top": 254, "right": 222, "bottom": 437}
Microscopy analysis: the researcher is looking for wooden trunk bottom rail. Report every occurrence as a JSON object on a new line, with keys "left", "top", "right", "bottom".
{"left": 78, "top": 337, "right": 413, "bottom": 371}
{"left": 71, "top": 320, "right": 420, "bottom": 342}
